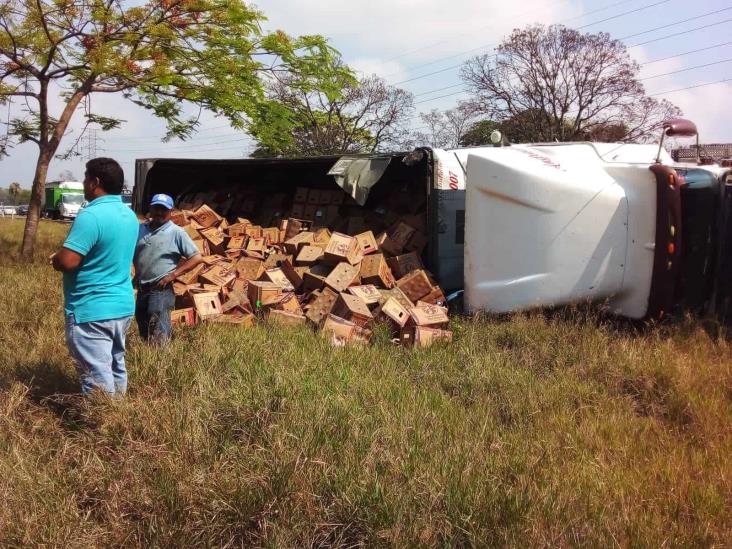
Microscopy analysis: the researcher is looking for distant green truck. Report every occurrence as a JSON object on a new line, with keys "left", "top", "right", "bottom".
{"left": 44, "top": 181, "right": 84, "bottom": 219}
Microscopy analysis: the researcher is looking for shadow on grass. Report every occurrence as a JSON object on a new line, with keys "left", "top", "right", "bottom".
{"left": 3, "top": 360, "right": 101, "bottom": 430}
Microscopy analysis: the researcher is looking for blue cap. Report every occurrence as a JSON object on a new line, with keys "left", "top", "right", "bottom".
{"left": 150, "top": 193, "right": 174, "bottom": 209}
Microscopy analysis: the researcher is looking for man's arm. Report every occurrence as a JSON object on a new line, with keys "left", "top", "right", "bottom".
{"left": 51, "top": 248, "right": 84, "bottom": 272}
{"left": 156, "top": 253, "right": 203, "bottom": 288}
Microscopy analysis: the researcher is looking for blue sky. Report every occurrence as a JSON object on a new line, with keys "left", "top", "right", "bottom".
{"left": 2, "top": 0, "right": 731, "bottom": 188}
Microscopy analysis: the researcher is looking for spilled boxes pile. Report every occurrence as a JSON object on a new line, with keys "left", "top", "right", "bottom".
{"left": 167, "top": 189, "right": 452, "bottom": 347}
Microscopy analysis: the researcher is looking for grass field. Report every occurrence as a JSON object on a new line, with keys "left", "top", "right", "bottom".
{"left": 0, "top": 218, "right": 730, "bottom": 547}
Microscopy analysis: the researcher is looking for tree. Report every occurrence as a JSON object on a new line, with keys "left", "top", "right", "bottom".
{"left": 459, "top": 119, "right": 499, "bottom": 147}
{"left": 1, "top": 0, "right": 346, "bottom": 257}
{"left": 57, "top": 169, "right": 76, "bottom": 181}
{"left": 250, "top": 70, "right": 414, "bottom": 156}
{"left": 8, "top": 180, "right": 19, "bottom": 203}
{"left": 460, "top": 24, "right": 680, "bottom": 144}
{"left": 414, "top": 103, "right": 478, "bottom": 149}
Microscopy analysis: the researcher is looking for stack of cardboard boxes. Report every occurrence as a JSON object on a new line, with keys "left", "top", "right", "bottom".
{"left": 165, "top": 187, "right": 452, "bottom": 347}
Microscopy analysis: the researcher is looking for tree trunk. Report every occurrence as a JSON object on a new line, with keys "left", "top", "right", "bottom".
{"left": 20, "top": 146, "right": 53, "bottom": 259}
{"left": 19, "top": 82, "right": 90, "bottom": 259}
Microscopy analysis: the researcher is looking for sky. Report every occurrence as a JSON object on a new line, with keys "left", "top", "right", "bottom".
{"left": 2, "top": 0, "right": 731, "bottom": 188}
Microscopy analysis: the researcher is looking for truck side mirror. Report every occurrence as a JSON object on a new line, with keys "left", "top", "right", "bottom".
{"left": 657, "top": 118, "right": 699, "bottom": 164}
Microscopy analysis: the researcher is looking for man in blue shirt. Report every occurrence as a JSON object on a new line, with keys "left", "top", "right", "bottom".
{"left": 51, "top": 158, "right": 139, "bottom": 397}
{"left": 134, "top": 193, "right": 202, "bottom": 344}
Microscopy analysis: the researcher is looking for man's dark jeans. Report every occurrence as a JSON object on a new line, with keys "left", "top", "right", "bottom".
{"left": 135, "top": 284, "right": 175, "bottom": 344}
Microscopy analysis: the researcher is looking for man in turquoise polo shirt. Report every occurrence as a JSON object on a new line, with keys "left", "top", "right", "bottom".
{"left": 51, "top": 157, "right": 139, "bottom": 396}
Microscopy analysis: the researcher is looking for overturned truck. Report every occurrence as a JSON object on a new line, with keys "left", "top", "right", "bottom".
{"left": 133, "top": 119, "right": 732, "bottom": 323}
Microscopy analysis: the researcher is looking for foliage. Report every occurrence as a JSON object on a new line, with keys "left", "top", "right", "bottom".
{"left": 459, "top": 119, "right": 500, "bottom": 147}
{"left": 0, "top": 185, "right": 30, "bottom": 204}
{"left": 460, "top": 24, "right": 681, "bottom": 143}
{"left": 414, "top": 103, "right": 479, "bottom": 149}
{"left": 1, "top": 218, "right": 731, "bottom": 546}
{"left": 250, "top": 69, "right": 414, "bottom": 157}
{"left": 0, "top": 0, "right": 347, "bottom": 256}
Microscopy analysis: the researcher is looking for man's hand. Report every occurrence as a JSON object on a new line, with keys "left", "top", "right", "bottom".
{"left": 157, "top": 272, "right": 177, "bottom": 288}
{"left": 51, "top": 248, "right": 83, "bottom": 272}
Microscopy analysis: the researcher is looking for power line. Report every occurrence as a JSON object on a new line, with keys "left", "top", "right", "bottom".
{"left": 384, "top": 0, "right": 666, "bottom": 79}
{"left": 392, "top": 5, "right": 732, "bottom": 86}
{"left": 381, "top": 0, "right": 584, "bottom": 64}
{"left": 641, "top": 56, "right": 732, "bottom": 80}
{"left": 649, "top": 77, "right": 732, "bottom": 96}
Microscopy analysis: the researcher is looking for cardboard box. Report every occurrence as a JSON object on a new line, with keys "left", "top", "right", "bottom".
{"left": 409, "top": 304, "right": 449, "bottom": 327}
{"left": 400, "top": 326, "right": 452, "bottom": 347}
{"left": 284, "top": 218, "right": 312, "bottom": 241}
{"left": 290, "top": 203, "right": 305, "bottom": 219}
{"left": 419, "top": 287, "right": 447, "bottom": 307}
{"left": 312, "top": 228, "right": 332, "bottom": 250}
{"left": 305, "top": 287, "right": 338, "bottom": 325}
{"left": 209, "top": 307, "right": 255, "bottom": 327}
{"left": 405, "top": 230, "right": 428, "bottom": 254}
{"left": 191, "top": 204, "right": 221, "bottom": 228}
{"left": 226, "top": 236, "right": 246, "bottom": 250}
{"left": 263, "top": 252, "right": 292, "bottom": 269}
{"left": 199, "top": 227, "right": 226, "bottom": 255}
{"left": 280, "top": 259, "right": 303, "bottom": 290}
{"left": 379, "top": 297, "right": 410, "bottom": 328}
{"left": 199, "top": 264, "right": 236, "bottom": 287}
{"left": 192, "top": 291, "right": 222, "bottom": 320}
{"left": 355, "top": 231, "right": 379, "bottom": 255}
{"left": 396, "top": 270, "right": 434, "bottom": 303}
{"left": 284, "top": 231, "right": 314, "bottom": 255}
{"left": 388, "top": 222, "right": 416, "bottom": 250}
{"left": 246, "top": 237, "right": 266, "bottom": 253}
{"left": 332, "top": 292, "right": 373, "bottom": 327}
{"left": 325, "top": 232, "right": 362, "bottom": 266}
{"left": 387, "top": 252, "right": 424, "bottom": 279}
{"left": 360, "top": 253, "right": 395, "bottom": 289}
{"left": 245, "top": 225, "right": 263, "bottom": 239}
{"left": 262, "top": 227, "right": 281, "bottom": 245}
{"left": 170, "top": 210, "right": 187, "bottom": 227}
{"left": 263, "top": 267, "right": 295, "bottom": 292}
{"left": 294, "top": 186, "right": 309, "bottom": 203}
{"left": 192, "top": 238, "right": 209, "bottom": 256}
{"left": 221, "top": 289, "right": 250, "bottom": 313}
{"left": 321, "top": 314, "right": 371, "bottom": 345}
{"left": 306, "top": 189, "right": 321, "bottom": 205}
{"left": 176, "top": 262, "right": 205, "bottom": 285}
{"left": 347, "top": 284, "right": 382, "bottom": 305}
{"left": 375, "top": 232, "right": 401, "bottom": 256}
{"left": 247, "top": 281, "right": 284, "bottom": 308}
{"left": 268, "top": 309, "right": 307, "bottom": 326}
{"left": 171, "top": 307, "right": 196, "bottom": 327}
{"left": 302, "top": 264, "right": 331, "bottom": 292}
{"left": 236, "top": 257, "right": 265, "bottom": 281}
{"left": 296, "top": 245, "right": 324, "bottom": 266}
{"left": 324, "top": 262, "right": 361, "bottom": 293}
{"left": 303, "top": 204, "right": 317, "bottom": 221}
{"left": 172, "top": 281, "right": 188, "bottom": 297}
{"left": 330, "top": 191, "right": 345, "bottom": 205}
{"left": 380, "top": 286, "right": 414, "bottom": 311}
{"left": 227, "top": 222, "right": 249, "bottom": 237}
{"left": 272, "top": 292, "right": 303, "bottom": 314}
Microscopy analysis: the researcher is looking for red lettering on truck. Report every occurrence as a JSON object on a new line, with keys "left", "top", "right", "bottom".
{"left": 449, "top": 172, "right": 459, "bottom": 190}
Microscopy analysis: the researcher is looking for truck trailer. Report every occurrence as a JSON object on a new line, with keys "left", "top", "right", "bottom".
{"left": 133, "top": 119, "right": 732, "bottom": 323}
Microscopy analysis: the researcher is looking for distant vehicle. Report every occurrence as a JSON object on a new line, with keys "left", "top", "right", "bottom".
{"left": 44, "top": 181, "right": 84, "bottom": 219}
{"left": 1, "top": 205, "right": 16, "bottom": 215}
{"left": 122, "top": 193, "right": 133, "bottom": 208}
{"left": 17, "top": 205, "right": 29, "bottom": 216}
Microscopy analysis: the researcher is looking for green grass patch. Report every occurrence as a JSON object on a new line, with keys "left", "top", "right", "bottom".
{"left": 0, "top": 218, "right": 730, "bottom": 546}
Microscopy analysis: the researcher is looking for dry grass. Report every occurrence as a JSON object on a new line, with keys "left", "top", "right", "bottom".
{"left": 0, "top": 217, "right": 730, "bottom": 547}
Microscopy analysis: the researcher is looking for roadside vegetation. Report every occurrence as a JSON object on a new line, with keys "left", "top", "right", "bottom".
{"left": 0, "top": 218, "right": 730, "bottom": 547}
